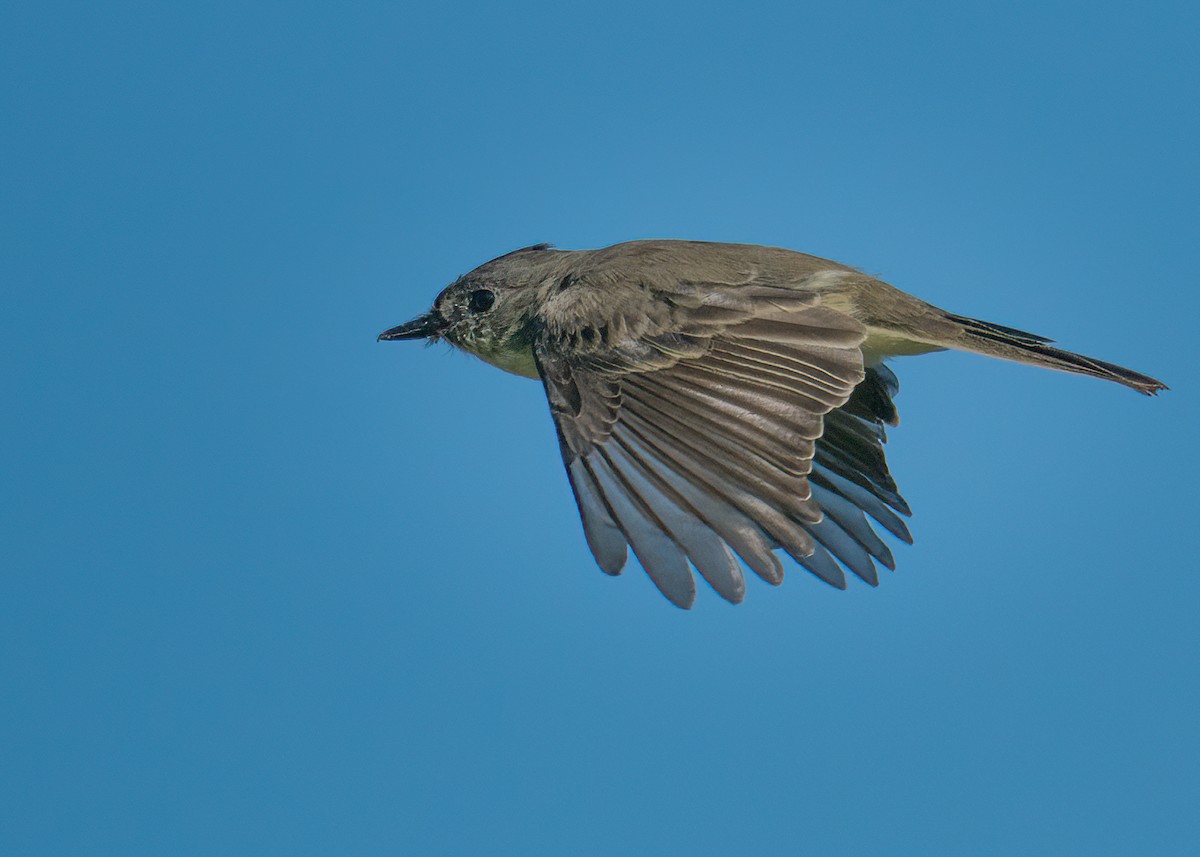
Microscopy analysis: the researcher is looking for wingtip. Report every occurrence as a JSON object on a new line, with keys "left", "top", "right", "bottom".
{"left": 594, "top": 548, "right": 628, "bottom": 576}
{"left": 665, "top": 591, "right": 697, "bottom": 609}
{"left": 718, "top": 586, "right": 747, "bottom": 605}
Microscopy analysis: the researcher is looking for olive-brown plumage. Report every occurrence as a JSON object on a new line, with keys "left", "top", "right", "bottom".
{"left": 380, "top": 240, "right": 1166, "bottom": 607}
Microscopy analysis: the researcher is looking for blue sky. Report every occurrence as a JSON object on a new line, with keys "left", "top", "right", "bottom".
{"left": 3, "top": 1, "right": 1197, "bottom": 854}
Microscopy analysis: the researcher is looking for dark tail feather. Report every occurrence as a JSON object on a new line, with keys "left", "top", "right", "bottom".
{"left": 943, "top": 312, "right": 1168, "bottom": 396}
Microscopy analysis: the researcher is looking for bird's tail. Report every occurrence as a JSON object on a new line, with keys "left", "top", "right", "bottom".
{"left": 939, "top": 312, "right": 1167, "bottom": 396}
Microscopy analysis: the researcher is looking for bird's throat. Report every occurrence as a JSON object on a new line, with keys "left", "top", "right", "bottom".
{"left": 466, "top": 338, "right": 541, "bottom": 379}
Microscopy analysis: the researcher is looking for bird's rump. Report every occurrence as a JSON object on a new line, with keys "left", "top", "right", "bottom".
{"left": 535, "top": 281, "right": 910, "bottom": 607}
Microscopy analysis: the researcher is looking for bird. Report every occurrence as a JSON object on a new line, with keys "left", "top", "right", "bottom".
{"left": 379, "top": 240, "right": 1166, "bottom": 608}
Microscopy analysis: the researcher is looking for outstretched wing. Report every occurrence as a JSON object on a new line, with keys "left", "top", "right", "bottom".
{"left": 535, "top": 275, "right": 912, "bottom": 608}
{"left": 806, "top": 363, "right": 913, "bottom": 588}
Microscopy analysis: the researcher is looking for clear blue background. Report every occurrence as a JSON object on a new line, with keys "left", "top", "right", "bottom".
{"left": 3, "top": 1, "right": 1197, "bottom": 854}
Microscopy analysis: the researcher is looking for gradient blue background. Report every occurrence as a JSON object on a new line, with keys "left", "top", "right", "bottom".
{"left": 4, "top": 1, "right": 1197, "bottom": 854}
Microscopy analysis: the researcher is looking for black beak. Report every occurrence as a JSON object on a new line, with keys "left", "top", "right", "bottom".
{"left": 377, "top": 310, "right": 444, "bottom": 341}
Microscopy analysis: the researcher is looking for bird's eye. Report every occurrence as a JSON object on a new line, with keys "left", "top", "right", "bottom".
{"left": 468, "top": 289, "right": 496, "bottom": 313}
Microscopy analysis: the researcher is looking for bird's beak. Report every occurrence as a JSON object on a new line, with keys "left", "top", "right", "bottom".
{"left": 377, "top": 310, "right": 445, "bottom": 341}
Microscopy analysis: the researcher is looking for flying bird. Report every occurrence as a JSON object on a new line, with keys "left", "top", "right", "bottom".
{"left": 379, "top": 240, "right": 1166, "bottom": 607}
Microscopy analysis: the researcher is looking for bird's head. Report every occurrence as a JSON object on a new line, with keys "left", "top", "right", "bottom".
{"left": 378, "top": 244, "right": 558, "bottom": 377}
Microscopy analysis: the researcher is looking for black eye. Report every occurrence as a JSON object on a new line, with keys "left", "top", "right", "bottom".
{"left": 468, "top": 289, "right": 496, "bottom": 313}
